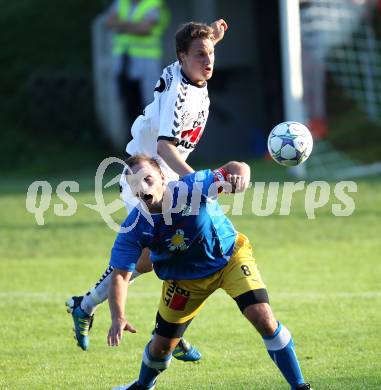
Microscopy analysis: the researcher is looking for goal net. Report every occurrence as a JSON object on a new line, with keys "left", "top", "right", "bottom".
{"left": 291, "top": 0, "right": 381, "bottom": 179}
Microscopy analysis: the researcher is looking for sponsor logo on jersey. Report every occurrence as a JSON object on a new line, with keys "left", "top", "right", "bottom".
{"left": 177, "top": 126, "right": 205, "bottom": 149}
{"left": 164, "top": 281, "right": 190, "bottom": 310}
{"left": 193, "top": 110, "right": 207, "bottom": 128}
{"left": 151, "top": 221, "right": 187, "bottom": 245}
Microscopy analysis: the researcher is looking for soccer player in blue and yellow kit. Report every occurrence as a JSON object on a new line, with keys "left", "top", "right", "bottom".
{"left": 107, "top": 154, "right": 312, "bottom": 390}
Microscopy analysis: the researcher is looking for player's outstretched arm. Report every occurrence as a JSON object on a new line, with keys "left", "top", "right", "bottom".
{"left": 157, "top": 139, "right": 195, "bottom": 177}
{"left": 218, "top": 161, "right": 251, "bottom": 193}
{"left": 211, "top": 19, "right": 228, "bottom": 45}
{"left": 107, "top": 269, "right": 136, "bottom": 347}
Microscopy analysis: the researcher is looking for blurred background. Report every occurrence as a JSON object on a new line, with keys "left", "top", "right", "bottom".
{"left": 1, "top": 0, "right": 381, "bottom": 178}
{"left": 1, "top": 3, "right": 381, "bottom": 388}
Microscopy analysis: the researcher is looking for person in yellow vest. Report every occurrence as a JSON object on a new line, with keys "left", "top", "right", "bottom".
{"left": 106, "top": 0, "right": 170, "bottom": 135}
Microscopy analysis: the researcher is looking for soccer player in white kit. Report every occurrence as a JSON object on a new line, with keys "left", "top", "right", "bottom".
{"left": 66, "top": 19, "right": 228, "bottom": 358}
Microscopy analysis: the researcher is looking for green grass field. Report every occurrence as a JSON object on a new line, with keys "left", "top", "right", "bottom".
{"left": 1, "top": 162, "right": 381, "bottom": 389}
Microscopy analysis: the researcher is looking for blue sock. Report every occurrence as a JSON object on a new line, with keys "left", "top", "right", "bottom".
{"left": 263, "top": 322, "right": 305, "bottom": 389}
{"left": 138, "top": 342, "right": 172, "bottom": 389}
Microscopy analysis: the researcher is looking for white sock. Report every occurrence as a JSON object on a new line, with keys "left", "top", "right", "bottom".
{"left": 80, "top": 266, "right": 113, "bottom": 315}
{"left": 80, "top": 268, "right": 142, "bottom": 315}
{"left": 128, "top": 269, "right": 142, "bottom": 284}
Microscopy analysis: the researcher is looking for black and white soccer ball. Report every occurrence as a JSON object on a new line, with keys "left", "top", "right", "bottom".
{"left": 267, "top": 121, "right": 313, "bottom": 166}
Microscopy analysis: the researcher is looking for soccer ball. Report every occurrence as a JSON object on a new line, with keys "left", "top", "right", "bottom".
{"left": 267, "top": 121, "right": 313, "bottom": 166}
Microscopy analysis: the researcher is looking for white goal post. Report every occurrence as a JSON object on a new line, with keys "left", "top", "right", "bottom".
{"left": 279, "top": 0, "right": 381, "bottom": 179}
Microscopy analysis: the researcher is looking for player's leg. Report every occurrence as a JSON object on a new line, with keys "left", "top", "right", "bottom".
{"left": 65, "top": 264, "right": 114, "bottom": 350}
{"left": 66, "top": 255, "right": 145, "bottom": 351}
{"left": 242, "top": 303, "right": 311, "bottom": 390}
{"left": 66, "top": 254, "right": 201, "bottom": 358}
{"left": 112, "top": 332, "right": 180, "bottom": 390}
{"left": 119, "top": 251, "right": 201, "bottom": 362}
{"left": 68, "top": 248, "right": 149, "bottom": 316}
{"left": 131, "top": 315, "right": 191, "bottom": 389}
{"left": 223, "top": 233, "right": 312, "bottom": 390}
{"left": 66, "top": 175, "right": 150, "bottom": 351}
{"left": 156, "top": 280, "right": 203, "bottom": 362}
{"left": 113, "top": 279, "right": 211, "bottom": 389}
{"left": 119, "top": 164, "right": 200, "bottom": 360}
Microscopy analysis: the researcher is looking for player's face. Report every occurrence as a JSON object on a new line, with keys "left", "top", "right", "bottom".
{"left": 179, "top": 38, "right": 215, "bottom": 86}
{"left": 127, "top": 161, "right": 165, "bottom": 212}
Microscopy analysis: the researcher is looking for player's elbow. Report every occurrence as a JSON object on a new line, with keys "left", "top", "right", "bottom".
{"left": 156, "top": 140, "right": 166, "bottom": 158}
{"left": 157, "top": 139, "right": 173, "bottom": 158}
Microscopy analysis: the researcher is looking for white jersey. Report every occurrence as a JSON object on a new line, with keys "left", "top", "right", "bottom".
{"left": 126, "top": 61, "right": 210, "bottom": 180}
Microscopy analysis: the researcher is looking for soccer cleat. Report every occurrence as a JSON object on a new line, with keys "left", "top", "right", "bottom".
{"left": 65, "top": 296, "right": 94, "bottom": 351}
{"left": 112, "top": 380, "right": 155, "bottom": 390}
{"left": 172, "top": 337, "right": 202, "bottom": 362}
{"left": 295, "top": 384, "right": 313, "bottom": 390}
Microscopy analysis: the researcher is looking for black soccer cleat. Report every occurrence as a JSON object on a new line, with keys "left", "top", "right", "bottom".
{"left": 295, "top": 383, "right": 313, "bottom": 390}
{"left": 112, "top": 380, "right": 155, "bottom": 390}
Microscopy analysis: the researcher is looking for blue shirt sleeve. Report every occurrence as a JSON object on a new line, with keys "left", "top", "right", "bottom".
{"left": 109, "top": 214, "right": 143, "bottom": 271}
{"left": 181, "top": 169, "right": 217, "bottom": 198}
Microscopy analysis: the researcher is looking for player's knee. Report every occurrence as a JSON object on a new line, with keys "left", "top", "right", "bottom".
{"left": 244, "top": 303, "right": 278, "bottom": 337}
{"left": 152, "top": 345, "right": 173, "bottom": 358}
{"left": 143, "top": 342, "right": 172, "bottom": 371}
{"left": 150, "top": 335, "right": 176, "bottom": 359}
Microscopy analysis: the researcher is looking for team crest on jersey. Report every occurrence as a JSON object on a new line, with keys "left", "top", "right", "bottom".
{"left": 166, "top": 229, "right": 189, "bottom": 251}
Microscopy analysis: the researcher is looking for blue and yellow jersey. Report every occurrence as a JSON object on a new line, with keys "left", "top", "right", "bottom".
{"left": 109, "top": 169, "right": 237, "bottom": 280}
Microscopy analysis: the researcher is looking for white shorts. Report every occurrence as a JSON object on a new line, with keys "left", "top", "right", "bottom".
{"left": 120, "top": 162, "right": 179, "bottom": 214}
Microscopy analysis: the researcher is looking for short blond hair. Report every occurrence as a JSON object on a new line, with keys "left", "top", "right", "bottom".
{"left": 125, "top": 154, "right": 162, "bottom": 175}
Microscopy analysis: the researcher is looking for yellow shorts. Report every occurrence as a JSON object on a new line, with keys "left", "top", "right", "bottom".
{"left": 157, "top": 232, "right": 268, "bottom": 329}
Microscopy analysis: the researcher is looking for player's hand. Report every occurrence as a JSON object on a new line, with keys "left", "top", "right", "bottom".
{"left": 107, "top": 318, "right": 136, "bottom": 347}
{"left": 226, "top": 174, "right": 248, "bottom": 193}
{"left": 211, "top": 19, "right": 228, "bottom": 44}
